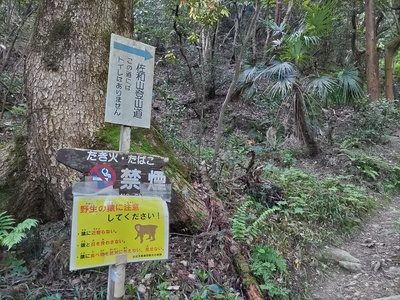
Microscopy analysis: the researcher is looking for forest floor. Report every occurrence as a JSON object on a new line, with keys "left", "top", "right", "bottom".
{"left": 306, "top": 131, "right": 400, "bottom": 300}
{"left": 1, "top": 74, "right": 400, "bottom": 299}
{"left": 310, "top": 193, "right": 400, "bottom": 300}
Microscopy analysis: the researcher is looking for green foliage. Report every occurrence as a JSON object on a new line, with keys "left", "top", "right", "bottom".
{"left": 0, "top": 72, "right": 24, "bottom": 96}
{"left": 303, "top": 0, "right": 336, "bottom": 36}
{"left": 230, "top": 198, "right": 279, "bottom": 243}
{"left": 1, "top": 253, "right": 28, "bottom": 288}
{"left": 342, "top": 149, "right": 400, "bottom": 191}
{"left": 190, "top": 268, "right": 243, "bottom": 300}
{"left": 250, "top": 245, "right": 290, "bottom": 298}
{"left": 343, "top": 150, "right": 381, "bottom": 180}
{"left": 0, "top": 212, "right": 38, "bottom": 250}
{"left": 268, "top": 168, "right": 374, "bottom": 232}
{"left": 230, "top": 200, "right": 252, "bottom": 242}
{"left": 307, "top": 65, "right": 364, "bottom": 106}
{"left": 7, "top": 103, "right": 28, "bottom": 117}
{"left": 351, "top": 99, "right": 400, "bottom": 143}
{"left": 133, "top": 0, "right": 175, "bottom": 47}
{"left": 39, "top": 294, "right": 62, "bottom": 300}
{"left": 335, "top": 66, "right": 364, "bottom": 104}
{"left": 181, "top": 0, "right": 229, "bottom": 27}
{"left": 278, "top": 149, "right": 298, "bottom": 167}
{"left": 125, "top": 283, "right": 139, "bottom": 297}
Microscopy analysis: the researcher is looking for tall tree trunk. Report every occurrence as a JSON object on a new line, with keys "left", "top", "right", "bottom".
{"left": 293, "top": 84, "right": 320, "bottom": 157}
{"left": 365, "top": 0, "right": 380, "bottom": 101}
{"left": 384, "top": 36, "right": 400, "bottom": 100}
{"left": 350, "top": 0, "right": 363, "bottom": 65}
{"left": 262, "top": 0, "right": 293, "bottom": 62}
{"left": 205, "top": 25, "right": 218, "bottom": 100}
{"left": 274, "top": 0, "right": 282, "bottom": 25}
{"left": 11, "top": 0, "right": 132, "bottom": 221}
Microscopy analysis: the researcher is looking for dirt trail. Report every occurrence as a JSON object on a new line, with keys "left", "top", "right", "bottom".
{"left": 310, "top": 196, "right": 400, "bottom": 300}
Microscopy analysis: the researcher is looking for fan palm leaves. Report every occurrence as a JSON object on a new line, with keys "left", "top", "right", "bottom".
{"left": 336, "top": 66, "right": 364, "bottom": 104}
{"left": 234, "top": 58, "right": 364, "bottom": 156}
{"left": 232, "top": 0, "right": 364, "bottom": 155}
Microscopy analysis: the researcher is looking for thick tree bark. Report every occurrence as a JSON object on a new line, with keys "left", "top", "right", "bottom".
{"left": 365, "top": 0, "right": 380, "bottom": 101}
{"left": 384, "top": 36, "right": 400, "bottom": 100}
{"left": 10, "top": 0, "right": 130, "bottom": 221}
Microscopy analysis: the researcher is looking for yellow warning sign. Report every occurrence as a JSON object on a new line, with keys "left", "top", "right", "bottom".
{"left": 69, "top": 196, "right": 169, "bottom": 270}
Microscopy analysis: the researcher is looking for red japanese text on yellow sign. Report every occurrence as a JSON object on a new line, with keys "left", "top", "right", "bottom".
{"left": 70, "top": 196, "right": 169, "bottom": 271}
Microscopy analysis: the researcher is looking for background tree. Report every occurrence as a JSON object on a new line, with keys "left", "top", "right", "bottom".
{"left": 365, "top": 0, "right": 380, "bottom": 101}
{"left": 0, "top": 0, "right": 36, "bottom": 117}
{"left": 211, "top": 0, "right": 262, "bottom": 175}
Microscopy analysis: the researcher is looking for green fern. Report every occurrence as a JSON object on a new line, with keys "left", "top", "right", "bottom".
{"left": 250, "top": 206, "right": 280, "bottom": 238}
{"left": 252, "top": 245, "right": 287, "bottom": 274}
{"left": 230, "top": 201, "right": 252, "bottom": 241}
{"left": 251, "top": 245, "right": 289, "bottom": 298}
{"left": 0, "top": 211, "right": 15, "bottom": 231}
{"left": 231, "top": 199, "right": 280, "bottom": 242}
{"left": 0, "top": 212, "right": 38, "bottom": 250}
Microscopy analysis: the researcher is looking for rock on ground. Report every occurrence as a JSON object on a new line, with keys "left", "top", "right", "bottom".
{"left": 310, "top": 196, "right": 400, "bottom": 300}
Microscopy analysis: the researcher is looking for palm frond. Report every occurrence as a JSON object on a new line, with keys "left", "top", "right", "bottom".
{"left": 307, "top": 75, "right": 337, "bottom": 104}
{"left": 268, "top": 75, "right": 296, "bottom": 99}
{"left": 265, "top": 60, "right": 297, "bottom": 81}
{"left": 303, "top": 35, "right": 319, "bottom": 47}
{"left": 269, "top": 21, "right": 286, "bottom": 36}
{"left": 336, "top": 65, "right": 364, "bottom": 104}
{"left": 304, "top": 0, "right": 336, "bottom": 36}
{"left": 238, "top": 64, "right": 266, "bottom": 84}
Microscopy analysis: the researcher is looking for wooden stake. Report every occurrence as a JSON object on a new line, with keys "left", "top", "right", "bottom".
{"left": 107, "top": 125, "right": 131, "bottom": 299}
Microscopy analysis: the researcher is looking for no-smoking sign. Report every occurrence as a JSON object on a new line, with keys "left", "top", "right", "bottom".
{"left": 89, "top": 164, "right": 117, "bottom": 189}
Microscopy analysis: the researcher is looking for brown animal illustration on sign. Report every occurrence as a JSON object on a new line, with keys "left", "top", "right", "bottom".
{"left": 134, "top": 224, "right": 157, "bottom": 243}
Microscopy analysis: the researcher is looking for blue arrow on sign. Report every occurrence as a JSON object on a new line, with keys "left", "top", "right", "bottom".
{"left": 114, "top": 41, "right": 153, "bottom": 61}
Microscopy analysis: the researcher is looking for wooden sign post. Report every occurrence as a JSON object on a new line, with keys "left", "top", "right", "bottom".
{"left": 104, "top": 33, "right": 156, "bottom": 300}
{"left": 112, "top": 125, "right": 130, "bottom": 300}
{"left": 57, "top": 34, "right": 162, "bottom": 300}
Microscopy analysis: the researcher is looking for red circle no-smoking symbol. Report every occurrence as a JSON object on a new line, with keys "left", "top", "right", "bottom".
{"left": 88, "top": 164, "right": 117, "bottom": 189}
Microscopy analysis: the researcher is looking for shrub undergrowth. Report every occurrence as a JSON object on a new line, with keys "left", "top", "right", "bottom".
{"left": 230, "top": 166, "right": 377, "bottom": 298}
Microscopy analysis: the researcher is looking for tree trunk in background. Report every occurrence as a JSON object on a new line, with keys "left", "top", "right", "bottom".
{"left": 262, "top": 0, "right": 293, "bottom": 62}
{"left": 274, "top": 0, "right": 282, "bottom": 25}
{"left": 293, "top": 84, "right": 320, "bottom": 157}
{"left": 384, "top": 36, "right": 400, "bottom": 100}
{"left": 212, "top": 0, "right": 262, "bottom": 175}
{"left": 203, "top": 25, "right": 218, "bottom": 100}
{"left": 365, "top": 0, "right": 380, "bottom": 101}
{"left": 350, "top": 0, "right": 363, "bottom": 66}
